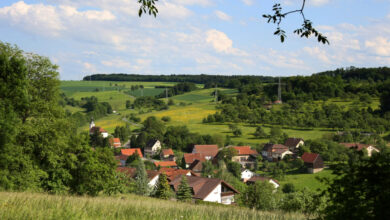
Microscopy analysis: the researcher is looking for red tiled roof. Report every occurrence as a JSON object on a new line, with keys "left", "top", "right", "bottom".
{"left": 232, "top": 146, "right": 258, "bottom": 155}
{"left": 263, "top": 144, "right": 288, "bottom": 152}
{"left": 340, "top": 143, "right": 373, "bottom": 151}
{"left": 188, "top": 159, "right": 204, "bottom": 172}
{"left": 154, "top": 161, "right": 177, "bottom": 167}
{"left": 193, "top": 145, "right": 219, "bottom": 158}
{"left": 110, "top": 138, "right": 121, "bottom": 148}
{"left": 121, "top": 148, "right": 143, "bottom": 158}
{"left": 161, "top": 148, "right": 174, "bottom": 156}
{"left": 159, "top": 168, "right": 193, "bottom": 181}
{"left": 301, "top": 152, "right": 319, "bottom": 164}
{"left": 184, "top": 153, "right": 204, "bottom": 164}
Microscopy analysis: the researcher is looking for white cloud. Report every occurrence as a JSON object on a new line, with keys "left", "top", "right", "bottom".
{"left": 206, "top": 29, "right": 247, "bottom": 56}
{"left": 172, "top": 0, "right": 213, "bottom": 6}
{"left": 101, "top": 59, "right": 132, "bottom": 68}
{"left": 214, "top": 10, "right": 231, "bottom": 21}
{"left": 365, "top": 37, "right": 390, "bottom": 56}
{"left": 310, "top": 0, "right": 330, "bottom": 6}
{"left": 303, "top": 47, "right": 331, "bottom": 63}
{"left": 241, "top": 0, "right": 254, "bottom": 6}
{"left": 0, "top": 1, "right": 64, "bottom": 36}
{"left": 83, "top": 62, "right": 97, "bottom": 72}
{"left": 158, "top": 1, "right": 193, "bottom": 18}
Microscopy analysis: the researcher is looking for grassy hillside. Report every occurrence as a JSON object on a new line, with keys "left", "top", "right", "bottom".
{"left": 0, "top": 192, "right": 304, "bottom": 220}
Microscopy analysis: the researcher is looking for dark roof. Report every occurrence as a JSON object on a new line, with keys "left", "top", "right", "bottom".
{"left": 116, "top": 167, "right": 159, "bottom": 180}
{"left": 159, "top": 168, "right": 195, "bottom": 181}
{"left": 284, "top": 138, "right": 304, "bottom": 148}
{"left": 193, "top": 145, "right": 219, "bottom": 158}
{"left": 301, "top": 152, "right": 319, "bottom": 164}
{"left": 169, "top": 176, "right": 239, "bottom": 200}
{"left": 145, "top": 139, "right": 159, "bottom": 149}
{"left": 188, "top": 159, "right": 204, "bottom": 172}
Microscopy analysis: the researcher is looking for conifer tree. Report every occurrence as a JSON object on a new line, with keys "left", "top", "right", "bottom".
{"left": 154, "top": 173, "right": 171, "bottom": 199}
{"left": 135, "top": 160, "right": 150, "bottom": 196}
{"left": 176, "top": 176, "right": 192, "bottom": 202}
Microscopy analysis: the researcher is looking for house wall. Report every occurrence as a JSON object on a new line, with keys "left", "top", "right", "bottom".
{"left": 203, "top": 184, "right": 221, "bottom": 203}
{"left": 101, "top": 132, "right": 108, "bottom": 138}
{"left": 241, "top": 170, "right": 254, "bottom": 180}
{"left": 308, "top": 168, "right": 323, "bottom": 174}
{"left": 221, "top": 195, "right": 235, "bottom": 205}
{"left": 367, "top": 146, "right": 379, "bottom": 157}
{"left": 148, "top": 175, "right": 159, "bottom": 188}
{"left": 269, "top": 180, "right": 280, "bottom": 189}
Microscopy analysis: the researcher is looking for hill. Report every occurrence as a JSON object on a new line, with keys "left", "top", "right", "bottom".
{"left": 0, "top": 192, "right": 304, "bottom": 220}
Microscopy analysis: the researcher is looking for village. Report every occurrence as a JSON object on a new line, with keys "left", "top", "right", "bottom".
{"left": 90, "top": 119, "right": 381, "bottom": 205}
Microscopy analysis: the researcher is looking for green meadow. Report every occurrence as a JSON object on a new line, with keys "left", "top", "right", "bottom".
{"left": 0, "top": 192, "right": 304, "bottom": 220}
{"left": 62, "top": 81, "right": 344, "bottom": 143}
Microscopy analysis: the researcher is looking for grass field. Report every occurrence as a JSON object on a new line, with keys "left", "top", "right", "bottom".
{"left": 279, "top": 168, "right": 335, "bottom": 192}
{"left": 0, "top": 192, "right": 304, "bottom": 220}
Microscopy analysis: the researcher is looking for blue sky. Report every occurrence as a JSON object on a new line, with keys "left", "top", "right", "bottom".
{"left": 1, "top": 0, "right": 389, "bottom": 80}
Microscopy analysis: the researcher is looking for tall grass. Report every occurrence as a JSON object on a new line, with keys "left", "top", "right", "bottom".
{"left": 0, "top": 192, "right": 304, "bottom": 220}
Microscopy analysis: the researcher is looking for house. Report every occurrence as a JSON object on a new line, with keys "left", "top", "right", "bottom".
{"left": 160, "top": 148, "right": 175, "bottom": 161}
{"left": 169, "top": 176, "right": 240, "bottom": 205}
{"left": 188, "top": 159, "right": 205, "bottom": 174}
{"left": 241, "top": 169, "right": 254, "bottom": 182}
{"left": 154, "top": 161, "right": 178, "bottom": 168}
{"left": 192, "top": 145, "right": 219, "bottom": 160}
{"left": 115, "top": 155, "right": 128, "bottom": 166}
{"left": 340, "top": 143, "right": 380, "bottom": 157}
{"left": 121, "top": 148, "right": 143, "bottom": 158}
{"left": 159, "top": 167, "right": 197, "bottom": 181}
{"left": 117, "top": 167, "right": 160, "bottom": 188}
{"left": 301, "top": 152, "right": 324, "bottom": 173}
{"left": 262, "top": 144, "right": 293, "bottom": 161}
{"left": 183, "top": 153, "right": 205, "bottom": 168}
{"left": 284, "top": 138, "right": 304, "bottom": 151}
{"left": 230, "top": 146, "right": 258, "bottom": 168}
{"left": 246, "top": 176, "right": 280, "bottom": 189}
{"left": 109, "top": 138, "right": 121, "bottom": 148}
{"left": 89, "top": 126, "right": 109, "bottom": 138}
{"left": 144, "top": 139, "right": 162, "bottom": 157}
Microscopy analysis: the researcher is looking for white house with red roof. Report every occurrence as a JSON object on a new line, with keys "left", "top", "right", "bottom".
{"left": 121, "top": 148, "right": 143, "bottom": 158}
{"left": 262, "top": 144, "right": 293, "bottom": 161}
{"left": 89, "top": 119, "right": 108, "bottom": 138}
{"left": 109, "top": 138, "right": 121, "bottom": 148}
{"left": 230, "top": 146, "right": 258, "bottom": 168}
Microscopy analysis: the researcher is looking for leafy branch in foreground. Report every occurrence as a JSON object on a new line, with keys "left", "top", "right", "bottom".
{"left": 262, "top": 0, "right": 329, "bottom": 44}
{"left": 138, "top": 0, "right": 158, "bottom": 17}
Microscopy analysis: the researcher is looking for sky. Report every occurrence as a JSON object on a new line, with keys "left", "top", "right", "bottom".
{"left": 0, "top": 0, "right": 390, "bottom": 80}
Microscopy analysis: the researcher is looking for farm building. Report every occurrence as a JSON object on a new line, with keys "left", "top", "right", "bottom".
{"left": 301, "top": 152, "right": 324, "bottom": 174}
